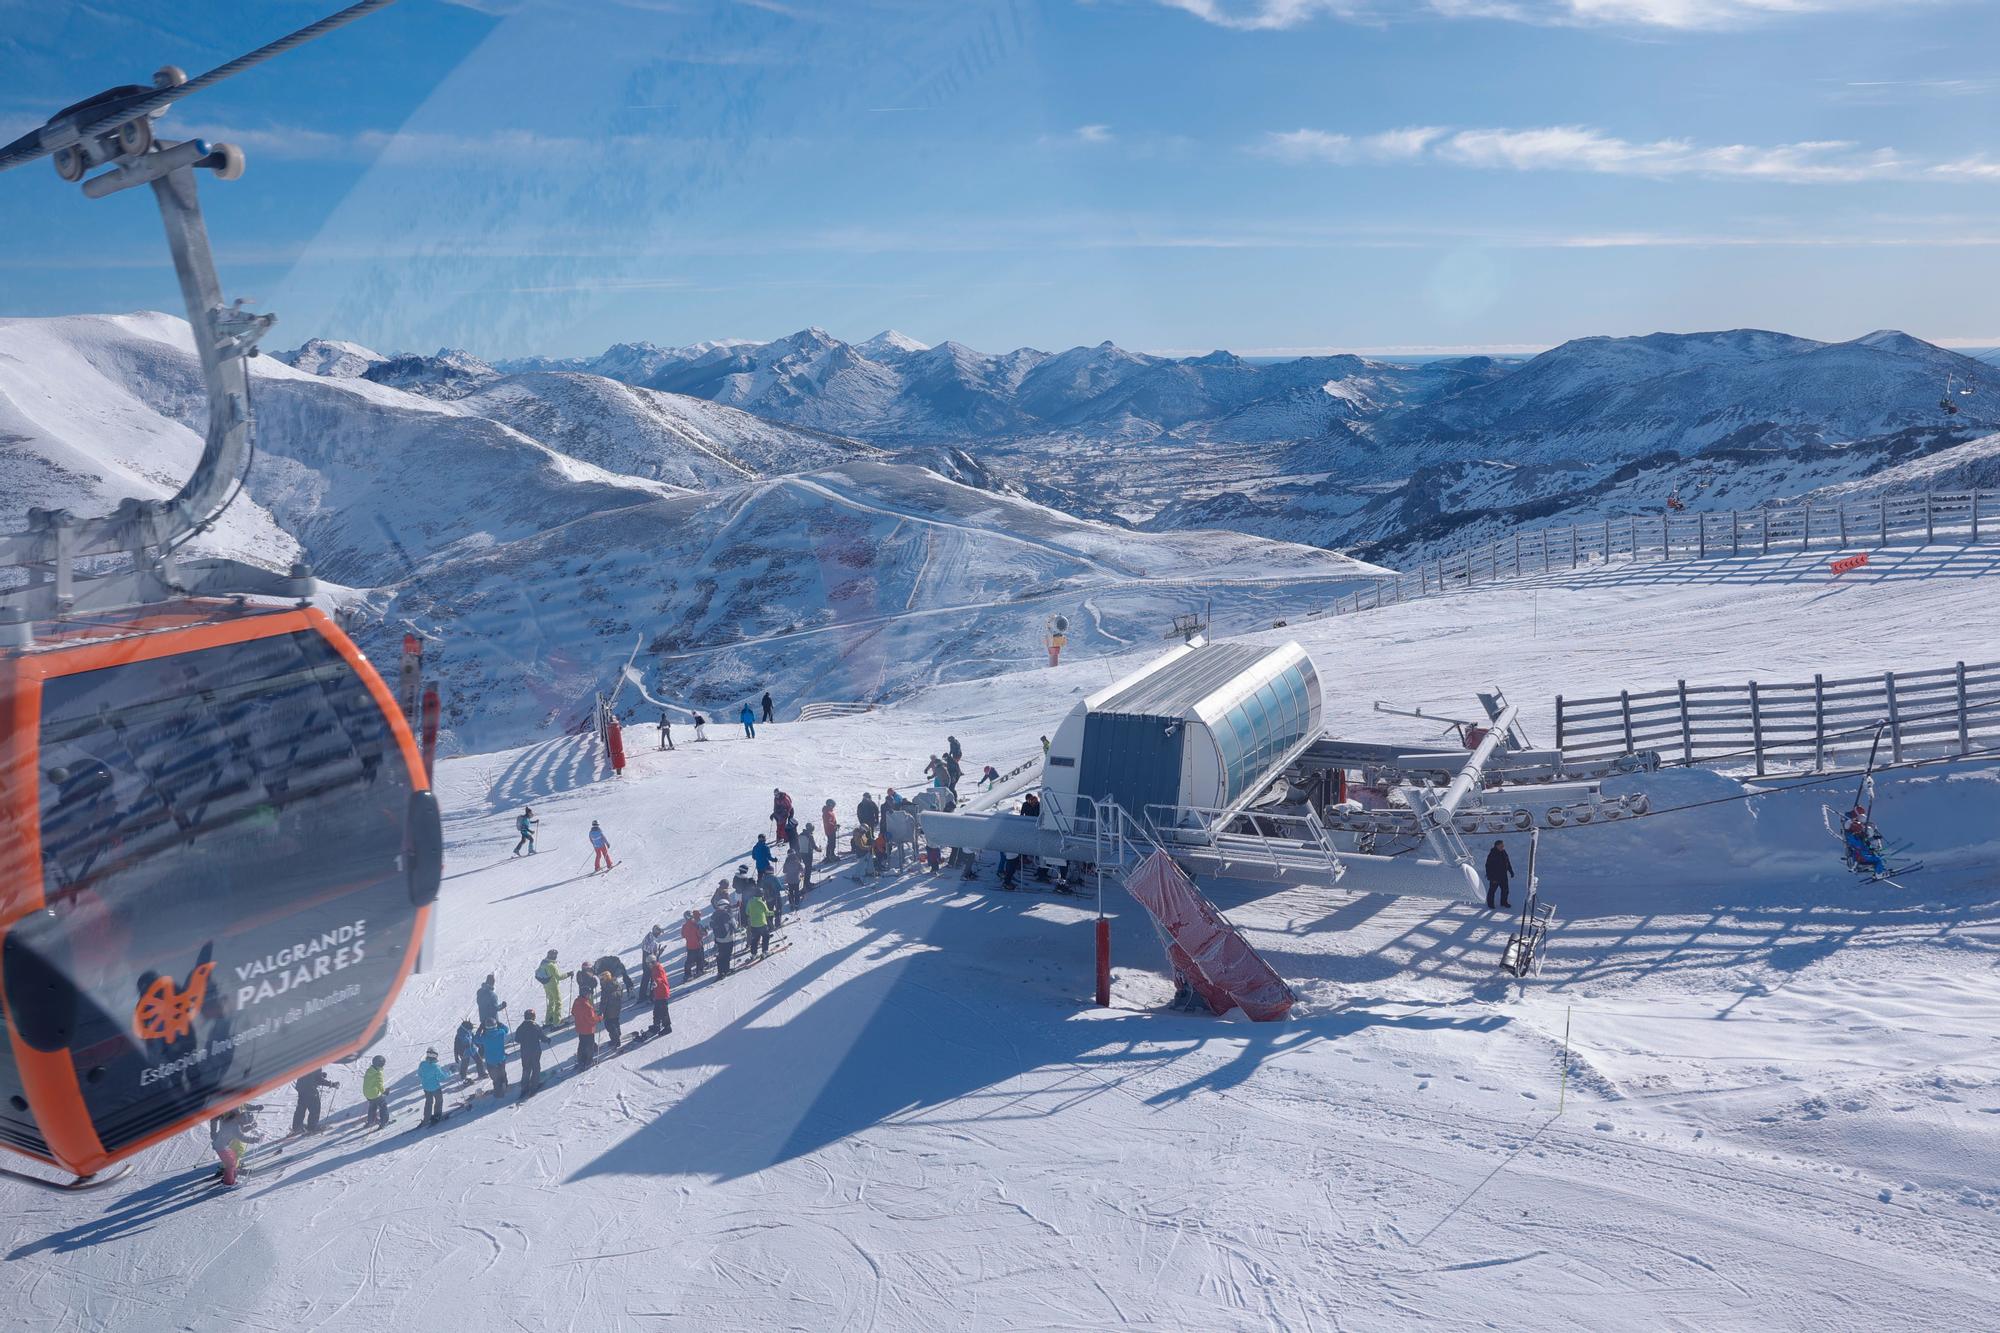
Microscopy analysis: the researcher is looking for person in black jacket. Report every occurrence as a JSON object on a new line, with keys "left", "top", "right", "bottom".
{"left": 597, "top": 969, "right": 624, "bottom": 1052}
{"left": 290, "top": 1068, "right": 337, "bottom": 1134}
{"left": 476, "top": 974, "right": 505, "bottom": 1029}
{"left": 1484, "top": 839, "right": 1514, "bottom": 911}
{"left": 761, "top": 690, "right": 775, "bottom": 723}
{"left": 515, "top": 1011, "right": 546, "bottom": 1101}
{"left": 711, "top": 898, "right": 736, "bottom": 978}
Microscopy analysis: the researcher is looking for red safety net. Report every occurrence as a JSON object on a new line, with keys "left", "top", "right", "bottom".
{"left": 1122, "top": 851, "right": 1295, "bottom": 1021}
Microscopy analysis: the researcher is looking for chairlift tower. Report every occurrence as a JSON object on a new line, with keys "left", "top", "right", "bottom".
{"left": 1165, "top": 599, "right": 1210, "bottom": 644}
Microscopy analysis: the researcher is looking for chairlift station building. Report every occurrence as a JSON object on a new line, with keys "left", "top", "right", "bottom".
{"left": 1041, "top": 639, "right": 1323, "bottom": 825}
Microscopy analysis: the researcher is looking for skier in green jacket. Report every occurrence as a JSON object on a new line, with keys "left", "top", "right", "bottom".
{"left": 537, "top": 950, "right": 566, "bottom": 1029}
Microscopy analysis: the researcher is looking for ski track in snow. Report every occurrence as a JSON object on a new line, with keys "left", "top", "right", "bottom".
{"left": 3, "top": 550, "right": 1999, "bottom": 1329}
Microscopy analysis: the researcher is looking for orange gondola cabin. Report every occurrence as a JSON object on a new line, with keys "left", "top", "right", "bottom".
{"left": 0, "top": 601, "right": 441, "bottom": 1179}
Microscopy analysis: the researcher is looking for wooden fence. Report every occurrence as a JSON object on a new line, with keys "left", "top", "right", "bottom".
{"left": 1322, "top": 489, "right": 1998, "bottom": 618}
{"left": 1554, "top": 659, "right": 2000, "bottom": 774}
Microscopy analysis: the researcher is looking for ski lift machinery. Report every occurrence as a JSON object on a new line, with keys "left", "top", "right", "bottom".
{"left": 0, "top": 1, "right": 438, "bottom": 1188}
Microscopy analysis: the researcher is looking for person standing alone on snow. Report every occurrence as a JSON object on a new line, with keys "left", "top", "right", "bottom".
{"left": 693, "top": 713, "right": 707, "bottom": 741}
{"left": 513, "top": 806, "right": 538, "bottom": 856}
{"left": 657, "top": 711, "right": 674, "bottom": 751}
{"left": 761, "top": 690, "right": 775, "bottom": 724}
{"left": 1484, "top": 839, "right": 1514, "bottom": 911}
{"left": 740, "top": 702, "right": 757, "bottom": 738}
{"left": 589, "top": 820, "right": 614, "bottom": 873}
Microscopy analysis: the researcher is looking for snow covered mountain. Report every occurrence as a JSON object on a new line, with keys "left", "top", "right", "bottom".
{"left": 277, "top": 336, "right": 385, "bottom": 378}
{"left": 360, "top": 347, "right": 504, "bottom": 400}
{"left": 512, "top": 327, "right": 1509, "bottom": 445}
{"left": 0, "top": 313, "right": 1380, "bottom": 750}
{"left": 1358, "top": 329, "right": 2000, "bottom": 471}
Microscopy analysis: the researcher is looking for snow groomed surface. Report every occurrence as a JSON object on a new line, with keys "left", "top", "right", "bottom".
{"left": 1, "top": 548, "right": 1997, "bottom": 1329}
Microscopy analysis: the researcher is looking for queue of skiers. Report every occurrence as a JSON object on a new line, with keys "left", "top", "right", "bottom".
{"left": 229, "top": 745, "right": 971, "bottom": 1182}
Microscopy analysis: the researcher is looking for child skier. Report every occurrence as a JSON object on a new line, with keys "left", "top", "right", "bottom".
{"left": 513, "top": 806, "right": 538, "bottom": 856}
{"left": 417, "top": 1049, "right": 447, "bottom": 1124}
{"left": 589, "top": 820, "right": 614, "bottom": 873}
{"left": 210, "top": 1105, "right": 261, "bottom": 1186}
{"left": 362, "top": 1055, "right": 390, "bottom": 1130}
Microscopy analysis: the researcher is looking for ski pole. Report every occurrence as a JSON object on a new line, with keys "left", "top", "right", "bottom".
{"left": 1557, "top": 1004, "right": 1571, "bottom": 1116}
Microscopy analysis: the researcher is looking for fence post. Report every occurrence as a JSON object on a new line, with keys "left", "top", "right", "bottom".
{"left": 1513, "top": 533, "right": 1522, "bottom": 576}
{"left": 1677, "top": 679, "right": 1693, "bottom": 764}
{"left": 1732, "top": 508, "right": 1740, "bottom": 556}
{"left": 1839, "top": 503, "right": 1848, "bottom": 547}
{"left": 1803, "top": 505, "right": 1812, "bottom": 551}
{"left": 1698, "top": 516, "right": 1707, "bottom": 560}
{"left": 1974, "top": 490, "right": 1982, "bottom": 544}
{"left": 1749, "top": 680, "right": 1766, "bottom": 777}
{"left": 1761, "top": 510, "right": 1770, "bottom": 555}
{"left": 1620, "top": 690, "right": 1634, "bottom": 755}
{"left": 1813, "top": 673, "right": 1826, "bottom": 771}
{"left": 1926, "top": 490, "right": 1935, "bottom": 544}
{"left": 1885, "top": 670, "right": 1904, "bottom": 763}
{"left": 1957, "top": 661, "right": 1970, "bottom": 755}
{"left": 1571, "top": 526, "right": 1579, "bottom": 569}
{"left": 1604, "top": 518, "right": 1612, "bottom": 562}
{"left": 1880, "top": 499, "right": 1888, "bottom": 546}
{"left": 1555, "top": 695, "right": 1565, "bottom": 753}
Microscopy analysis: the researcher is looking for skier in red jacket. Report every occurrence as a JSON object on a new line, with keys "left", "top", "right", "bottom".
{"left": 571, "top": 992, "right": 601, "bottom": 1070}
{"left": 681, "top": 910, "right": 707, "bottom": 980}
{"left": 645, "top": 955, "right": 673, "bottom": 1037}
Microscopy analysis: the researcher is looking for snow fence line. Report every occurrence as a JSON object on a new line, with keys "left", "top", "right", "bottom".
{"left": 1312, "top": 488, "right": 1999, "bottom": 619}
{"left": 1556, "top": 657, "right": 2000, "bottom": 775}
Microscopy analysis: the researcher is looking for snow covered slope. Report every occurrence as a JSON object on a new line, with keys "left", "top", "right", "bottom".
{"left": 384, "top": 459, "right": 1386, "bottom": 750}
{"left": 0, "top": 314, "right": 1376, "bottom": 751}
{"left": 4, "top": 544, "right": 1995, "bottom": 1330}
{"left": 458, "top": 373, "right": 881, "bottom": 489}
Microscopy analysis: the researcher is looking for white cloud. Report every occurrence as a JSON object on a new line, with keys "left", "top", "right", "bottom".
{"left": 1261, "top": 123, "right": 1921, "bottom": 183}
{"left": 1161, "top": 0, "right": 1940, "bottom": 30}
{"left": 1038, "top": 124, "right": 1117, "bottom": 148}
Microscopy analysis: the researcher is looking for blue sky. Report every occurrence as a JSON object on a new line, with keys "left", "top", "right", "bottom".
{"left": 2, "top": 0, "right": 1997, "bottom": 358}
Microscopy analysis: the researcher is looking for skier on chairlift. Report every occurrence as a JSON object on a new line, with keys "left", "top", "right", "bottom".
{"left": 1842, "top": 805, "right": 1889, "bottom": 876}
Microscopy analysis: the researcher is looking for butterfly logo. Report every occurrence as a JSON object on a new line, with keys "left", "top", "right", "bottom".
{"left": 134, "top": 960, "right": 217, "bottom": 1043}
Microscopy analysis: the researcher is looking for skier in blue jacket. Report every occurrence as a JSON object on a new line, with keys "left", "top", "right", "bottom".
{"left": 740, "top": 703, "right": 757, "bottom": 738}
{"left": 478, "top": 1021, "right": 511, "bottom": 1096}
{"left": 750, "top": 834, "right": 775, "bottom": 878}
{"left": 417, "top": 1049, "right": 447, "bottom": 1125}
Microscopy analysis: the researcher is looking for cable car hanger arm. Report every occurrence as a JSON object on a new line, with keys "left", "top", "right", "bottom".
{"left": 0, "top": 2, "right": 402, "bottom": 630}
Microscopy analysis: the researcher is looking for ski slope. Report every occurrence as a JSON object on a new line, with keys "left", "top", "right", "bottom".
{"left": 3, "top": 548, "right": 1997, "bottom": 1330}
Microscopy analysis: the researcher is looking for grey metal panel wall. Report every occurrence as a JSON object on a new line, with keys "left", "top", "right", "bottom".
{"left": 1077, "top": 712, "right": 1184, "bottom": 816}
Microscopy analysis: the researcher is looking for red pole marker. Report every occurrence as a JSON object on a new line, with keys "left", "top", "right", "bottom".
{"left": 1095, "top": 917, "right": 1111, "bottom": 1007}
{"left": 606, "top": 719, "right": 627, "bottom": 776}
{"left": 420, "top": 682, "right": 441, "bottom": 781}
